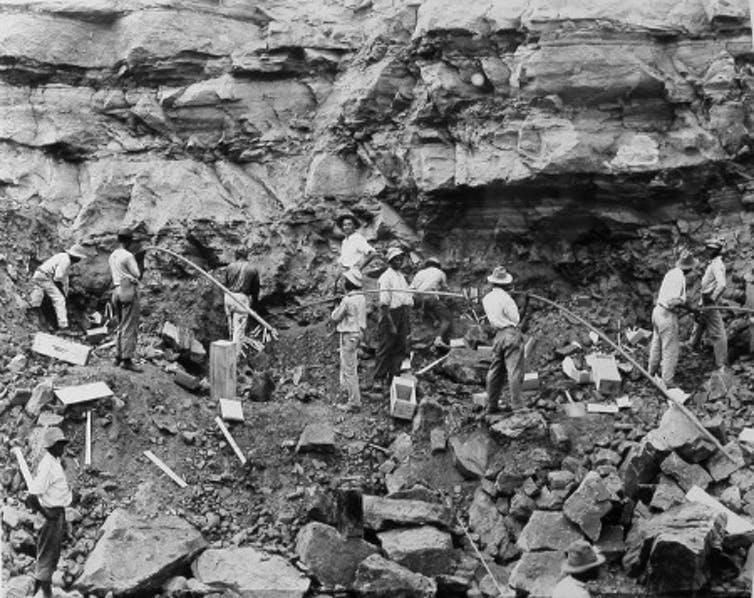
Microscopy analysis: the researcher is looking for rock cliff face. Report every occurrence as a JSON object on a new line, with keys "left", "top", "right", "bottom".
{"left": 2, "top": 0, "right": 754, "bottom": 296}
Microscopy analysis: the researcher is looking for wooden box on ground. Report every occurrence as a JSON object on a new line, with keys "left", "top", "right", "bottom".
{"left": 32, "top": 332, "right": 91, "bottom": 366}
{"left": 587, "top": 354, "right": 622, "bottom": 395}
{"left": 219, "top": 398, "right": 244, "bottom": 422}
{"left": 390, "top": 376, "right": 417, "bottom": 420}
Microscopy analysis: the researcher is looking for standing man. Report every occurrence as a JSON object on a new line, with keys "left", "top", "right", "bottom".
{"left": 28, "top": 427, "right": 72, "bottom": 598}
{"left": 223, "top": 247, "right": 260, "bottom": 344}
{"left": 647, "top": 253, "right": 697, "bottom": 387}
{"left": 551, "top": 540, "right": 605, "bottom": 598}
{"left": 30, "top": 244, "right": 88, "bottom": 331}
{"left": 109, "top": 227, "right": 142, "bottom": 372}
{"left": 372, "top": 247, "right": 413, "bottom": 391}
{"left": 482, "top": 266, "right": 525, "bottom": 415}
{"left": 690, "top": 237, "right": 728, "bottom": 371}
{"left": 331, "top": 269, "right": 367, "bottom": 411}
{"left": 337, "top": 213, "right": 377, "bottom": 276}
{"left": 410, "top": 257, "right": 452, "bottom": 348}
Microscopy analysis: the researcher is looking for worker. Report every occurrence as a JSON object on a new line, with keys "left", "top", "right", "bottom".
{"left": 482, "top": 266, "right": 525, "bottom": 414}
{"left": 411, "top": 256, "right": 452, "bottom": 348}
{"left": 30, "top": 244, "right": 88, "bottom": 331}
{"left": 28, "top": 427, "right": 72, "bottom": 598}
{"left": 223, "top": 247, "right": 260, "bottom": 344}
{"left": 337, "top": 213, "right": 377, "bottom": 275}
{"left": 372, "top": 247, "right": 413, "bottom": 391}
{"left": 689, "top": 237, "right": 728, "bottom": 371}
{"left": 647, "top": 253, "right": 698, "bottom": 387}
{"left": 551, "top": 540, "right": 605, "bottom": 598}
{"left": 331, "top": 269, "right": 367, "bottom": 411}
{"left": 109, "top": 227, "right": 142, "bottom": 372}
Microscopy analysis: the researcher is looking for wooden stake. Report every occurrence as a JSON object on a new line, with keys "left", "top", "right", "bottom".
{"left": 85, "top": 410, "right": 92, "bottom": 467}
{"left": 143, "top": 450, "right": 187, "bottom": 488}
{"left": 11, "top": 448, "right": 33, "bottom": 489}
{"left": 215, "top": 417, "right": 247, "bottom": 464}
{"left": 210, "top": 340, "right": 237, "bottom": 401}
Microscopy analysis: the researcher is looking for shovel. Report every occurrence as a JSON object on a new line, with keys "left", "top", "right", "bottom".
{"left": 563, "top": 390, "right": 586, "bottom": 418}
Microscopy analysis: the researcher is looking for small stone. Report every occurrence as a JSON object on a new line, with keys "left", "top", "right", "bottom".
{"left": 489, "top": 410, "right": 547, "bottom": 441}
{"left": 596, "top": 524, "right": 626, "bottom": 562}
{"left": 353, "top": 554, "right": 436, "bottom": 598}
{"left": 705, "top": 442, "right": 744, "bottom": 482}
{"left": 547, "top": 470, "right": 575, "bottom": 490}
{"left": 430, "top": 428, "right": 446, "bottom": 453}
{"left": 449, "top": 432, "right": 489, "bottom": 480}
{"left": 509, "top": 493, "right": 536, "bottom": 522}
{"left": 660, "top": 453, "right": 712, "bottom": 492}
{"left": 296, "top": 423, "right": 336, "bottom": 453}
{"left": 549, "top": 423, "right": 570, "bottom": 451}
{"left": 508, "top": 551, "right": 562, "bottom": 597}
{"left": 593, "top": 448, "right": 621, "bottom": 467}
{"left": 720, "top": 486, "right": 742, "bottom": 511}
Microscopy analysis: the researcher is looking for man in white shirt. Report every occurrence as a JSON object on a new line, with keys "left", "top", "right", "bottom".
{"left": 337, "top": 214, "right": 377, "bottom": 273}
{"left": 372, "top": 247, "right": 413, "bottom": 390}
{"left": 482, "top": 266, "right": 525, "bottom": 414}
{"left": 690, "top": 237, "right": 728, "bottom": 370}
{"left": 551, "top": 540, "right": 605, "bottom": 598}
{"left": 648, "top": 253, "right": 697, "bottom": 386}
{"left": 109, "top": 227, "right": 143, "bottom": 372}
{"left": 411, "top": 257, "right": 452, "bottom": 348}
{"left": 331, "top": 269, "right": 367, "bottom": 411}
{"left": 30, "top": 244, "right": 88, "bottom": 330}
{"left": 29, "top": 427, "right": 72, "bottom": 598}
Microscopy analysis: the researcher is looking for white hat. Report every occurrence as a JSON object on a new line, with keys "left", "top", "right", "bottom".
{"left": 43, "top": 427, "right": 69, "bottom": 448}
{"left": 66, "top": 244, "right": 88, "bottom": 260}
{"left": 343, "top": 269, "right": 363, "bottom": 288}
{"left": 386, "top": 247, "right": 404, "bottom": 263}
{"left": 487, "top": 266, "right": 513, "bottom": 285}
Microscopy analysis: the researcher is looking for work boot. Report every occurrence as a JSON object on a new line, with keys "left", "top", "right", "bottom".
{"left": 120, "top": 359, "right": 143, "bottom": 373}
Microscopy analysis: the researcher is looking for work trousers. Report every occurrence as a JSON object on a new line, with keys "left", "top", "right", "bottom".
{"left": 486, "top": 327, "right": 525, "bottom": 411}
{"left": 112, "top": 287, "right": 140, "bottom": 361}
{"left": 339, "top": 332, "right": 362, "bottom": 406}
{"left": 648, "top": 305, "right": 680, "bottom": 386}
{"left": 36, "top": 507, "right": 65, "bottom": 583}
{"left": 33, "top": 278, "right": 68, "bottom": 328}
{"left": 224, "top": 292, "right": 249, "bottom": 344}
{"left": 691, "top": 304, "right": 728, "bottom": 368}
{"left": 415, "top": 295, "right": 452, "bottom": 343}
{"left": 373, "top": 305, "right": 411, "bottom": 384}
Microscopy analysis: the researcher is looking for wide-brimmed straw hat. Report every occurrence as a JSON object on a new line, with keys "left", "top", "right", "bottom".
{"left": 66, "top": 244, "right": 88, "bottom": 260}
{"left": 487, "top": 266, "right": 513, "bottom": 285}
{"left": 676, "top": 254, "right": 697, "bottom": 270}
{"left": 335, "top": 212, "right": 360, "bottom": 228}
{"left": 386, "top": 247, "right": 404, "bottom": 263}
{"left": 704, "top": 236, "right": 724, "bottom": 250}
{"left": 43, "top": 427, "right": 69, "bottom": 448}
{"left": 425, "top": 256, "right": 442, "bottom": 268}
{"left": 561, "top": 540, "right": 606, "bottom": 574}
{"left": 343, "top": 268, "right": 363, "bottom": 288}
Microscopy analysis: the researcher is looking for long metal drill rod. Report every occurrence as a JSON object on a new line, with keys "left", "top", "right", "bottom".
{"left": 280, "top": 288, "right": 468, "bottom": 313}
{"left": 514, "top": 291, "right": 737, "bottom": 463}
{"left": 143, "top": 245, "right": 277, "bottom": 337}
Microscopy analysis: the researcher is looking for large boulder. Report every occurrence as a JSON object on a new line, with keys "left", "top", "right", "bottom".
{"left": 353, "top": 554, "right": 437, "bottom": 598}
{"left": 468, "top": 487, "right": 508, "bottom": 555}
{"left": 295, "top": 522, "right": 378, "bottom": 588}
{"left": 646, "top": 405, "right": 716, "bottom": 463}
{"left": 378, "top": 526, "right": 454, "bottom": 577}
{"left": 507, "top": 551, "right": 562, "bottom": 597}
{"left": 74, "top": 509, "right": 207, "bottom": 596}
{"left": 623, "top": 502, "right": 726, "bottom": 592}
{"left": 660, "top": 452, "right": 712, "bottom": 492}
{"left": 563, "top": 471, "right": 613, "bottom": 541}
{"left": 192, "top": 547, "right": 310, "bottom": 597}
{"left": 363, "top": 495, "right": 452, "bottom": 531}
{"left": 517, "top": 511, "right": 583, "bottom": 552}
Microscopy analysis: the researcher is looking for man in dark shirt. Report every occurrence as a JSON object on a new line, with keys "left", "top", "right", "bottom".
{"left": 223, "top": 248, "right": 260, "bottom": 344}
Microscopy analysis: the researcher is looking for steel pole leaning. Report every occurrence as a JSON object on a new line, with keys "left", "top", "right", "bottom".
{"left": 513, "top": 291, "right": 737, "bottom": 463}
{"left": 143, "top": 245, "right": 277, "bottom": 337}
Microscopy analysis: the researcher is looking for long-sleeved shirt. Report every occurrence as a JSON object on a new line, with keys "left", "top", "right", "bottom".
{"left": 339, "top": 232, "right": 374, "bottom": 269}
{"left": 225, "top": 261, "right": 260, "bottom": 302}
{"left": 33, "top": 253, "right": 72, "bottom": 292}
{"left": 29, "top": 452, "right": 72, "bottom": 509}
{"left": 482, "top": 287, "right": 520, "bottom": 329}
{"left": 700, "top": 256, "right": 726, "bottom": 300}
{"left": 656, "top": 267, "right": 687, "bottom": 310}
{"left": 109, "top": 247, "right": 141, "bottom": 287}
{"left": 331, "top": 293, "right": 367, "bottom": 333}
{"left": 410, "top": 266, "right": 447, "bottom": 297}
{"left": 378, "top": 267, "right": 413, "bottom": 308}
{"left": 551, "top": 575, "right": 590, "bottom": 598}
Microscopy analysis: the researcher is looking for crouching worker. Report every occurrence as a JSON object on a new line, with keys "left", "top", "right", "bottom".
{"left": 482, "top": 266, "right": 525, "bottom": 415}
{"left": 28, "top": 427, "right": 72, "bottom": 598}
{"left": 331, "top": 269, "right": 367, "bottom": 412}
{"left": 30, "top": 244, "right": 88, "bottom": 331}
{"left": 551, "top": 540, "right": 605, "bottom": 598}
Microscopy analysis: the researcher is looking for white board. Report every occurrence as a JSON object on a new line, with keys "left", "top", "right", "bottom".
{"left": 55, "top": 382, "right": 113, "bottom": 405}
